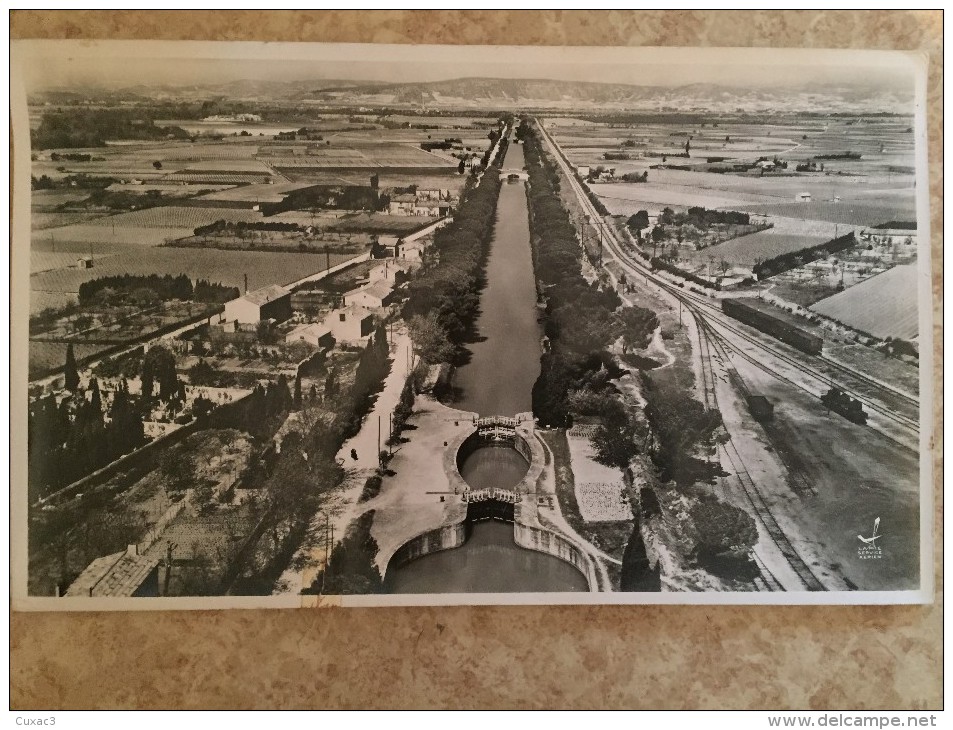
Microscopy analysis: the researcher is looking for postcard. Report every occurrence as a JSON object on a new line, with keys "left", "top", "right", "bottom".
{"left": 10, "top": 40, "right": 933, "bottom": 609}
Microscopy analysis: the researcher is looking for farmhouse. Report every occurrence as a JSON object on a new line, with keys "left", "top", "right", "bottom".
{"left": 398, "top": 239, "right": 427, "bottom": 262}
{"left": 367, "top": 259, "right": 413, "bottom": 286}
{"left": 285, "top": 323, "right": 335, "bottom": 350}
{"left": 795, "top": 192, "right": 812, "bottom": 202}
{"left": 320, "top": 305, "right": 375, "bottom": 344}
{"left": 577, "top": 165, "right": 590, "bottom": 177}
{"left": 76, "top": 256, "right": 94, "bottom": 269}
{"left": 222, "top": 284, "right": 292, "bottom": 325}
{"left": 65, "top": 545, "right": 160, "bottom": 598}
{"left": 375, "top": 235, "right": 403, "bottom": 258}
{"left": 343, "top": 281, "right": 396, "bottom": 309}
{"left": 388, "top": 194, "right": 417, "bottom": 216}
{"left": 413, "top": 200, "right": 452, "bottom": 216}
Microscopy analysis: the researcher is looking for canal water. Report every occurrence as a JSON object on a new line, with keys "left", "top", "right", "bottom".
{"left": 450, "top": 142, "right": 542, "bottom": 418}
{"left": 386, "top": 140, "right": 589, "bottom": 594}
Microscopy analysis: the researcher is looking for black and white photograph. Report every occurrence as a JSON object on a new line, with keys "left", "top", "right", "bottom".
{"left": 10, "top": 40, "right": 933, "bottom": 608}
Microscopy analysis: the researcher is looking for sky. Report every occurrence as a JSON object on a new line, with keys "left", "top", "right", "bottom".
{"left": 15, "top": 40, "right": 919, "bottom": 93}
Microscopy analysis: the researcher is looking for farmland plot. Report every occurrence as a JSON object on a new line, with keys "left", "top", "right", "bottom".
{"left": 178, "top": 159, "right": 273, "bottom": 173}
{"left": 31, "top": 250, "right": 115, "bottom": 275}
{"left": 82, "top": 206, "right": 265, "bottom": 229}
{"left": 32, "top": 223, "right": 196, "bottom": 248}
{"left": 809, "top": 263, "right": 919, "bottom": 340}
{"left": 728, "top": 201, "right": 915, "bottom": 227}
{"left": 31, "top": 211, "right": 112, "bottom": 230}
{"left": 29, "top": 341, "right": 113, "bottom": 377}
{"left": 680, "top": 231, "right": 829, "bottom": 267}
{"left": 197, "top": 181, "right": 314, "bottom": 203}
{"left": 30, "top": 245, "right": 355, "bottom": 314}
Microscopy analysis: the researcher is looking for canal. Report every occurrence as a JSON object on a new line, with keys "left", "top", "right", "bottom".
{"left": 450, "top": 142, "right": 541, "bottom": 418}
{"left": 385, "top": 138, "right": 589, "bottom": 594}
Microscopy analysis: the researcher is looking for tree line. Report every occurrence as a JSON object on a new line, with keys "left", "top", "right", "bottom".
{"left": 752, "top": 231, "right": 857, "bottom": 280}
{"left": 401, "top": 154, "right": 505, "bottom": 363}
{"left": 193, "top": 220, "right": 305, "bottom": 236}
{"left": 28, "top": 372, "right": 146, "bottom": 500}
{"left": 521, "top": 121, "right": 658, "bottom": 437}
{"left": 78, "top": 274, "right": 239, "bottom": 306}
{"left": 33, "top": 109, "right": 189, "bottom": 149}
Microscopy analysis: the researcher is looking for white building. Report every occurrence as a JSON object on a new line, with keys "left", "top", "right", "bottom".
{"left": 319, "top": 305, "right": 375, "bottom": 344}
{"left": 795, "top": 192, "right": 812, "bottom": 202}
{"left": 342, "top": 281, "right": 396, "bottom": 309}
{"left": 367, "top": 260, "right": 414, "bottom": 286}
{"left": 222, "top": 284, "right": 292, "bottom": 325}
{"left": 285, "top": 323, "right": 335, "bottom": 349}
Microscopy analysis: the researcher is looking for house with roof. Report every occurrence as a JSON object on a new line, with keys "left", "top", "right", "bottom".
{"left": 413, "top": 200, "right": 453, "bottom": 217}
{"left": 388, "top": 194, "right": 417, "bottom": 216}
{"left": 319, "top": 304, "right": 375, "bottom": 344}
{"left": 65, "top": 545, "right": 160, "bottom": 598}
{"left": 343, "top": 281, "right": 396, "bottom": 310}
{"left": 222, "top": 284, "right": 292, "bottom": 324}
{"left": 374, "top": 234, "right": 403, "bottom": 258}
{"left": 285, "top": 322, "right": 335, "bottom": 349}
{"left": 398, "top": 239, "right": 427, "bottom": 262}
{"left": 367, "top": 259, "right": 413, "bottom": 286}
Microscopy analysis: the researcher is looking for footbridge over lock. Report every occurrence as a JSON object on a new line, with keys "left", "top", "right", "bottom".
{"left": 472, "top": 413, "right": 534, "bottom": 441}
{"left": 500, "top": 168, "right": 529, "bottom": 181}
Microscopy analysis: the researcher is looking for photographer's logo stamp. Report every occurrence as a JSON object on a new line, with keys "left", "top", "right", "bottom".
{"left": 857, "top": 517, "right": 884, "bottom": 559}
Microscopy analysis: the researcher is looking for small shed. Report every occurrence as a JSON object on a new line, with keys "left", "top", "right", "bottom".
{"left": 795, "top": 192, "right": 812, "bottom": 202}
{"left": 76, "top": 256, "right": 94, "bottom": 269}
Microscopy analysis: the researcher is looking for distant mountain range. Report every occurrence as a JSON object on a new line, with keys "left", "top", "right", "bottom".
{"left": 32, "top": 76, "right": 915, "bottom": 114}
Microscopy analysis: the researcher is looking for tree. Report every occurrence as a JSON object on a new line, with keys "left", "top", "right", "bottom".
{"left": 64, "top": 343, "right": 80, "bottom": 391}
{"left": 161, "top": 449, "right": 195, "bottom": 492}
{"left": 408, "top": 312, "right": 455, "bottom": 365}
{"left": 690, "top": 495, "right": 757, "bottom": 564}
{"left": 324, "top": 367, "right": 338, "bottom": 401}
{"left": 293, "top": 373, "right": 302, "bottom": 411}
{"left": 626, "top": 210, "right": 650, "bottom": 233}
{"left": 141, "top": 345, "right": 178, "bottom": 402}
{"left": 643, "top": 375, "right": 724, "bottom": 487}
{"left": 153, "top": 160, "right": 162, "bottom": 169}
{"left": 620, "top": 519, "right": 661, "bottom": 591}
{"left": 617, "top": 305, "right": 660, "bottom": 353}
{"left": 88, "top": 377, "right": 102, "bottom": 414}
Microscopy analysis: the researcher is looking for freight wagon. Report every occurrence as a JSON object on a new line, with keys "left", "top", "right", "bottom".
{"left": 721, "top": 298, "right": 823, "bottom": 355}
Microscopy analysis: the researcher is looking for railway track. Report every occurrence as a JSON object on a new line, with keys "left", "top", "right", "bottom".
{"left": 537, "top": 120, "right": 918, "bottom": 445}
{"left": 673, "top": 289, "right": 920, "bottom": 432}
{"left": 537, "top": 119, "right": 843, "bottom": 591}
{"left": 693, "top": 308, "right": 827, "bottom": 591}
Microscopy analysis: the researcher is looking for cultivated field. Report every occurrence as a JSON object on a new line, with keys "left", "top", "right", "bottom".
{"left": 196, "top": 181, "right": 314, "bottom": 204}
{"left": 680, "top": 231, "right": 829, "bottom": 267}
{"left": 29, "top": 246, "right": 356, "bottom": 313}
{"left": 810, "top": 263, "right": 919, "bottom": 340}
